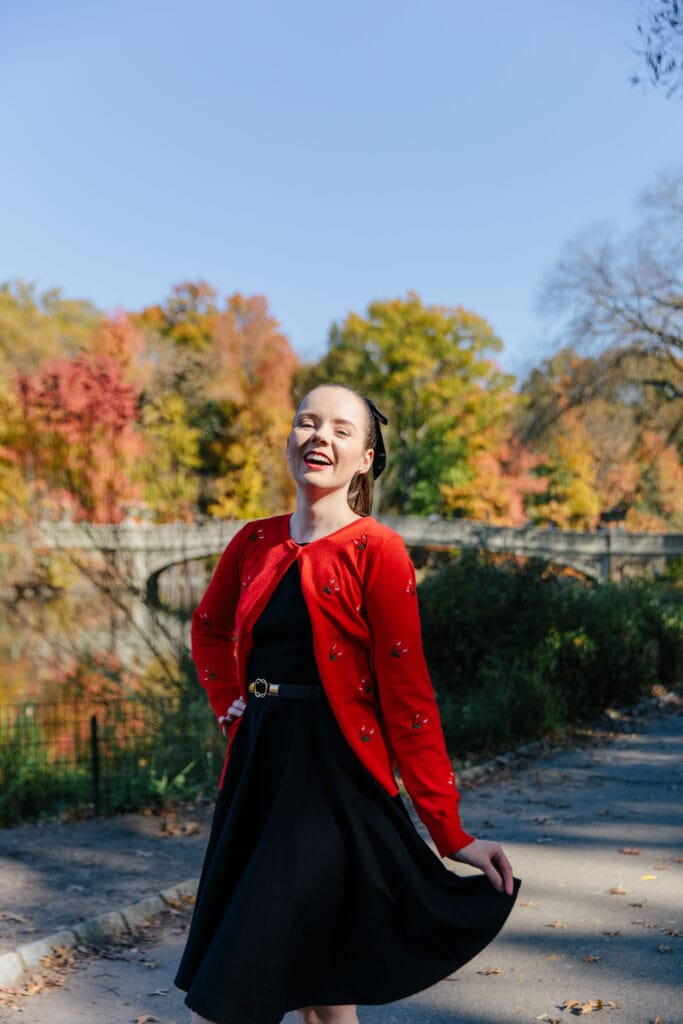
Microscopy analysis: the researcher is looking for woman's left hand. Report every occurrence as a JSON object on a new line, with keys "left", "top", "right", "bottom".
{"left": 448, "top": 838, "right": 515, "bottom": 895}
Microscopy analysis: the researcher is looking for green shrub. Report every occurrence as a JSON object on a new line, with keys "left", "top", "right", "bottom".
{"left": 419, "top": 552, "right": 682, "bottom": 759}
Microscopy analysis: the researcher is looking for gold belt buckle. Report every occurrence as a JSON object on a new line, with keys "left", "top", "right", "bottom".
{"left": 252, "top": 678, "right": 269, "bottom": 698}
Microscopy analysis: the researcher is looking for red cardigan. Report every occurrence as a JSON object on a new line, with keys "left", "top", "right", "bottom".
{"left": 191, "top": 514, "right": 474, "bottom": 857}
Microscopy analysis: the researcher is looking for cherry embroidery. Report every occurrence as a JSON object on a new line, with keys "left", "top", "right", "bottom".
{"left": 391, "top": 640, "right": 409, "bottom": 658}
{"left": 328, "top": 641, "right": 344, "bottom": 661}
{"left": 249, "top": 528, "right": 265, "bottom": 542}
{"left": 357, "top": 677, "right": 373, "bottom": 696}
{"left": 359, "top": 723, "right": 375, "bottom": 743}
{"left": 353, "top": 533, "right": 368, "bottom": 552}
{"left": 322, "top": 577, "right": 340, "bottom": 595}
{"left": 412, "top": 712, "right": 429, "bottom": 730}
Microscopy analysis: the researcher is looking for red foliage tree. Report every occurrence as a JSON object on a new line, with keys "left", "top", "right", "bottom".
{"left": 14, "top": 352, "right": 144, "bottom": 522}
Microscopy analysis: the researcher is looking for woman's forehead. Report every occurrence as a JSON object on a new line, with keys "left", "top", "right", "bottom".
{"left": 297, "top": 385, "right": 367, "bottom": 423}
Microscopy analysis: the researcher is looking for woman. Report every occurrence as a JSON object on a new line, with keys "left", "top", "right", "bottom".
{"left": 175, "top": 383, "right": 520, "bottom": 1024}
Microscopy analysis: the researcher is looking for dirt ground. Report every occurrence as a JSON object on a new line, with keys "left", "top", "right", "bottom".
{"left": 0, "top": 801, "right": 214, "bottom": 954}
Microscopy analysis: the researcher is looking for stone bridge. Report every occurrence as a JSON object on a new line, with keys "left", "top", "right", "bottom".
{"left": 31, "top": 516, "right": 683, "bottom": 591}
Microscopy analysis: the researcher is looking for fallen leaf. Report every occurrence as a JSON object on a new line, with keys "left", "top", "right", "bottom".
{"left": 651, "top": 1017, "right": 663, "bottom": 1024}
{"left": 547, "top": 921, "right": 569, "bottom": 929}
{"left": 146, "top": 988, "right": 169, "bottom": 996}
{"left": 603, "top": 930, "right": 621, "bottom": 937}
{"left": 619, "top": 848, "right": 640, "bottom": 855}
{"left": 632, "top": 919, "right": 658, "bottom": 929}
{"left": 608, "top": 885, "right": 627, "bottom": 895}
{"left": 135, "top": 1016, "right": 163, "bottom": 1024}
{"left": 0, "top": 911, "right": 29, "bottom": 923}
{"left": 477, "top": 965, "right": 501, "bottom": 975}
{"left": 661, "top": 927, "right": 682, "bottom": 937}
{"left": 640, "top": 875, "right": 657, "bottom": 880}
{"left": 656, "top": 943, "right": 673, "bottom": 954}
{"left": 630, "top": 900, "right": 647, "bottom": 907}
{"left": 519, "top": 900, "right": 539, "bottom": 908}
{"left": 583, "top": 955, "right": 602, "bottom": 962}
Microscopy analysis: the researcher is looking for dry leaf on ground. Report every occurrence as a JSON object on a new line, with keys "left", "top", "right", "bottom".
{"left": 547, "top": 921, "right": 569, "bottom": 929}
{"left": 608, "top": 885, "right": 627, "bottom": 895}
{"left": 476, "top": 965, "right": 501, "bottom": 975}
{"left": 656, "top": 943, "right": 673, "bottom": 954}
{"left": 619, "top": 848, "right": 640, "bottom": 855}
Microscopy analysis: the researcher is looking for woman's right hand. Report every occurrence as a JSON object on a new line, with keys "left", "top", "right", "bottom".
{"left": 218, "top": 696, "right": 247, "bottom": 735}
{"left": 448, "top": 838, "right": 515, "bottom": 895}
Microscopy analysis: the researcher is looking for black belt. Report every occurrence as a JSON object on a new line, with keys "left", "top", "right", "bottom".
{"left": 248, "top": 678, "right": 326, "bottom": 700}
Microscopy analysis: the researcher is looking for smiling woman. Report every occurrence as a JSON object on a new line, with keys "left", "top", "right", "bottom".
{"left": 174, "top": 382, "right": 520, "bottom": 1024}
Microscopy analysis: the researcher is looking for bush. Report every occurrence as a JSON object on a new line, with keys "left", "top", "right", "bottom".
{"left": 419, "top": 552, "right": 682, "bottom": 759}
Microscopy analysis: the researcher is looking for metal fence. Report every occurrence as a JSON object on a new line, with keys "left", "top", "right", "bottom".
{"left": 0, "top": 696, "right": 225, "bottom": 826}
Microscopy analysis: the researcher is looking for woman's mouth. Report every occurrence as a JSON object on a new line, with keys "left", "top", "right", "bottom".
{"left": 304, "top": 451, "right": 333, "bottom": 470}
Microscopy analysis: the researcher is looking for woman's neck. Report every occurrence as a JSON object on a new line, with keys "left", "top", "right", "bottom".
{"left": 290, "top": 493, "right": 362, "bottom": 544}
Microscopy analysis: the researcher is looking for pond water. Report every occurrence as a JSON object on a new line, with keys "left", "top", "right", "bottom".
{"left": 0, "top": 558, "right": 213, "bottom": 705}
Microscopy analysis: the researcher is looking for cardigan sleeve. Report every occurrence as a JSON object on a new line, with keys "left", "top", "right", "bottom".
{"left": 191, "top": 525, "right": 247, "bottom": 722}
{"left": 364, "top": 532, "right": 474, "bottom": 857}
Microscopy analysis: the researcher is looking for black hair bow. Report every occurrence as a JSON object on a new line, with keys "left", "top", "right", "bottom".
{"left": 365, "top": 398, "right": 388, "bottom": 479}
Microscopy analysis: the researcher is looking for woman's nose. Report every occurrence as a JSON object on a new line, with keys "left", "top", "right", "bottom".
{"left": 311, "top": 423, "right": 331, "bottom": 444}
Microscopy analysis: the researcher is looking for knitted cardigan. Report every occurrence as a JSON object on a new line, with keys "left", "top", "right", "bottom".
{"left": 191, "top": 514, "right": 474, "bottom": 857}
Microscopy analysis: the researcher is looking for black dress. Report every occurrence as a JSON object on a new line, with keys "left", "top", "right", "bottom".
{"left": 175, "top": 562, "right": 519, "bottom": 1024}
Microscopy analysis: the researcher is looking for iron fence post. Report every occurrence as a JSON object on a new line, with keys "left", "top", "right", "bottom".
{"left": 90, "top": 713, "right": 101, "bottom": 815}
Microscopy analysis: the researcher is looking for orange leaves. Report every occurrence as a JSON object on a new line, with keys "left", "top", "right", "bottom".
{"left": 561, "top": 998, "right": 620, "bottom": 1015}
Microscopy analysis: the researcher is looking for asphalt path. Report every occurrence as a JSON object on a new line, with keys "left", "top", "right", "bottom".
{"left": 1, "top": 705, "right": 681, "bottom": 1024}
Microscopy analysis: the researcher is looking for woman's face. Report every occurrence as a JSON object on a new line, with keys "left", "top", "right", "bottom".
{"left": 287, "top": 386, "right": 374, "bottom": 494}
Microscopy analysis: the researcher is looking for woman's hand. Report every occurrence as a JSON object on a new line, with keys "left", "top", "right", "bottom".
{"left": 218, "top": 697, "right": 247, "bottom": 736}
{"left": 448, "top": 838, "right": 515, "bottom": 896}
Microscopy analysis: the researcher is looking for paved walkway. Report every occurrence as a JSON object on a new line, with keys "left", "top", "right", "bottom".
{"left": 0, "top": 699, "right": 681, "bottom": 1024}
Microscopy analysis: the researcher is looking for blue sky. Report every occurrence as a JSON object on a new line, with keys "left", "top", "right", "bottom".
{"left": 1, "top": 0, "right": 681, "bottom": 380}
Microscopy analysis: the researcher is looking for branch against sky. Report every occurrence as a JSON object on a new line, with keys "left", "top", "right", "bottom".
{"left": 632, "top": 0, "right": 683, "bottom": 96}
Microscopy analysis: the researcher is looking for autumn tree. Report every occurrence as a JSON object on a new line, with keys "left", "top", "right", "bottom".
{"left": 135, "top": 284, "right": 299, "bottom": 518}
{"left": 12, "top": 352, "right": 144, "bottom": 523}
{"left": 541, "top": 170, "right": 683, "bottom": 449}
{"left": 138, "top": 392, "right": 202, "bottom": 521}
{"left": 298, "top": 292, "right": 537, "bottom": 518}
{"left": 521, "top": 347, "right": 683, "bottom": 529}
{"left": 0, "top": 280, "right": 101, "bottom": 378}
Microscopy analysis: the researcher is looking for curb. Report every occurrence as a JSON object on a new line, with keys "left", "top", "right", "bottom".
{"left": 0, "top": 877, "right": 198, "bottom": 990}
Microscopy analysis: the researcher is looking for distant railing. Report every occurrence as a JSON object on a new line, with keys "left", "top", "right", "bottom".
{"left": 0, "top": 696, "right": 225, "bottom": 826}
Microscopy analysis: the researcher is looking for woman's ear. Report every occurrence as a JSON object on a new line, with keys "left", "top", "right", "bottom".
{"left": 357, "top": 448, "right": 374, "bottom": 475}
